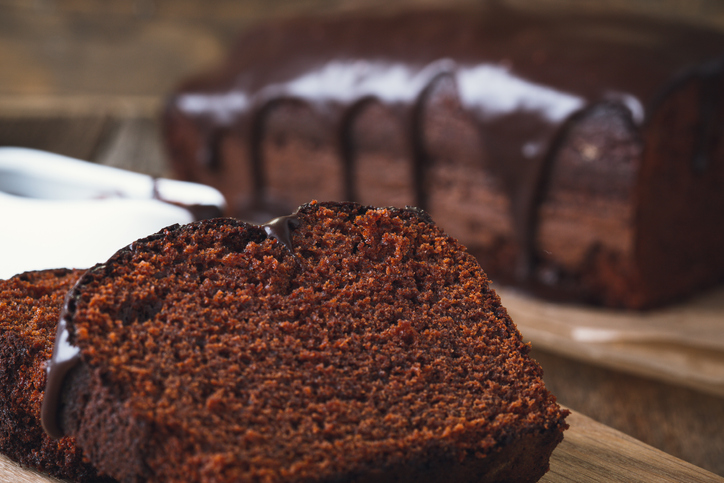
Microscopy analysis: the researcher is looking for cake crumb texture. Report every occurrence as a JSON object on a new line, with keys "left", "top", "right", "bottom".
{"left": 0, "top": 268, "right": 113, "bottom": 482}
{"left": 62, "top": 201, "right": 567, "bottom": 483}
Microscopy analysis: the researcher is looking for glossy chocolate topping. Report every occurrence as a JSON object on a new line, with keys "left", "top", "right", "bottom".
{"left": 169, "top": 7, "right": 724, "bottom": 279}
{"left": 41, "top": 281, "right": 84, "bottom": 439}
{"left": 151, "top": 177, "right": 224, "bottom": 221}
{"left": 261, "top": 212, "right": 300, "bottom": 252}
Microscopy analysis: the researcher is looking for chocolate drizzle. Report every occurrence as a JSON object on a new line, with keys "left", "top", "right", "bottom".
{"left": 261, "top": 212, "right": 300, "bottom": 252}
{"left": 170, "top": 7, "right": 724, "bottom": 281}
{"left": 41, "top": 289, "right": 82, "bottom": 439}
{"left": 693, "top": 60, "right": 724, "bottom": 173}
{"left": 151, "top": 178, "right": 224, "bottom": 221}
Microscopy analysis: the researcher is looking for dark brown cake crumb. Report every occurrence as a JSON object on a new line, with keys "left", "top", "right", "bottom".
{"left": 0, "top": 269, "right": 113, "bottom": 482}
{"left": 55, "top": 201, "right": 568, "bottom": 483}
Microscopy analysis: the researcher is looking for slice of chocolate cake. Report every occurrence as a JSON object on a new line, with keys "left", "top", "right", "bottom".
{"left": 42, "top": 201, "right": 568, "bottom": 483}
{"left": 0, "top": 269, "right": 112, "bottom": 482}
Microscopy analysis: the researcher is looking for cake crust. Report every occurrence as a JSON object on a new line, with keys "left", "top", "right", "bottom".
{"left": 46, "top": 201, "right": 567, "bottom": 482}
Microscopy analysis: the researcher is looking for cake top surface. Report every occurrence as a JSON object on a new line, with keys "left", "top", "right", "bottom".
{"left": 47, "top": 201, "right": 566, "bottom": 481}
{"left": 175, "top": 7, "right": 724, "bottom": 120}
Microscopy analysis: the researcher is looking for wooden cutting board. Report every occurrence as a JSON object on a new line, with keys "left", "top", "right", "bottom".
{"left": 542, "top": 410, "right": 723, "bottom": 482}
{"left": 0, "top": 409, "right": 720, "bottom": 483}
{"left": 498, "top": 285, "right": 724, "bottom": 398}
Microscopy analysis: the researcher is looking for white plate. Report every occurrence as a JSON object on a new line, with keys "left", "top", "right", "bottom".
{"left": 0, "top": 147, "right": 226, "bottom": 279}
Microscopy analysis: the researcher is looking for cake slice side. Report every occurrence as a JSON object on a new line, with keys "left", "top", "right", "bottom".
{"left": 0, "top": 269, "right": 113, "bottom": 482}
{"left": 45, "top": 201, "right": 568, "bottom": 483}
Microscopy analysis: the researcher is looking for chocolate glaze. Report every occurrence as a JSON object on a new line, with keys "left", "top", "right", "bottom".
{"left": 261, "top": 212, "right": 300, "bottom": 252}
{"left": 693, "top": 60, "right": 724, "bottom": 173}
{"left": 151, "top": 177, "right": 224, "bottom": 221}
{"left": 41, "top": 280, "right": 84, "bottom": 439}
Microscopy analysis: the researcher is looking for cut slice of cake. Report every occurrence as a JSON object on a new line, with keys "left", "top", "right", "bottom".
{"left": 43, "top": 201, "right": 568, "bottom": 483}
{"left": 0, "top": 269, "right": 112, "bottom": 482}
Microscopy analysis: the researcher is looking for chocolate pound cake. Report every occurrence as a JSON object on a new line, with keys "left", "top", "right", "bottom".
{"left": 42, "top": 201, "right": 568, "bottom": 483}
{"left": 163, "top": 6, "right": 724, "bottom": 309}
{"left": 0, "top": 269, "right": 112, "bottom": 482}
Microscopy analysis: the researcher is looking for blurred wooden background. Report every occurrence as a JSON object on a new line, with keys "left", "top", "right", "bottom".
{"left": 2, "top": 0, "right": 724, "bottom": 100}
{"left": 3, "top": 0, "right": 724, "bottom": 170}
{"left": 2, "top": 0, "right": 724, "bottom": 477}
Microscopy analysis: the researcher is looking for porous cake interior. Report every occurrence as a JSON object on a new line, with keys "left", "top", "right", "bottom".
{"left": 66, "top": 202, "right": 565, "bottom": 481}
{"left": 0, "top": 269, "right": 108, "bottom": 483}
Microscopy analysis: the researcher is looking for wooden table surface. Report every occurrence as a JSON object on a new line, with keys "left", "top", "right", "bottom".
{"left": 543, "top": 410, "right": 723, "bottom": 483}
{"left": 0, "top": 409, "right": 720, "bottom": 483}
{"left": 498, "top": 285, "right": 724, "bottom": 476}
{"left": 2, "top": 0, "right": 724, "bottom": 103}
{"left": 499, "top": 286, "right": 724, "bottom": 399}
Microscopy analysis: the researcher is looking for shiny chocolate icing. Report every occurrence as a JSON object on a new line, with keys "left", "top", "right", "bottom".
{"left": 168, "top": 6, "right": 724, "bottom": 279}
{"left": 41, "top": 278, "right": 85, "bottom": 439}
{"left": 262, "top": 212, "right": 300, "bottom": 252}
{"left": 151, "top": 177, "right": 224, "bottom": 221}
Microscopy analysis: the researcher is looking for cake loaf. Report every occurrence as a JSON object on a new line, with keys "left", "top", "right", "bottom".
{"left": 163, "top": 6, "right": 724, "bottom": 309}
{"left": 42, "top": 201, "right": 568, "bottom": 483}
{"left": 0, "top": 269, "right": 112, "bottom": 482}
